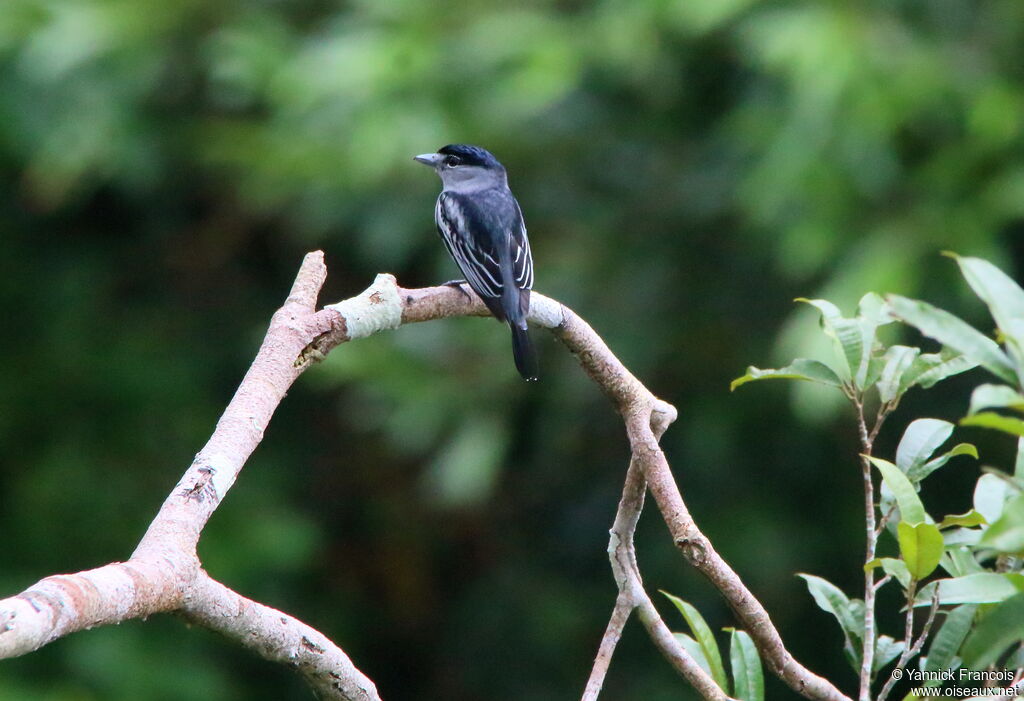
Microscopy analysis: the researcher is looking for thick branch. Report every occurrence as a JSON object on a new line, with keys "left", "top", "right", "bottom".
{"left": 1, "top": 257, "right": 843, "bottom": 701}
{"left": 134, "top": 252, "right": 332, "bottom": 562}
{"left": 0, "top": 559, "right": 184, "bottom": 657}
{"left": 182, "top": 572, "right": 379, "bottom": 701}
{"left": 1, "top": 253, "right": 374, "bottom": 700}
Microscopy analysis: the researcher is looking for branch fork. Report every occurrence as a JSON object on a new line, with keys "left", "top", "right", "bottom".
{"left": 0, "top": 252, "right": 845, "bottom": 701}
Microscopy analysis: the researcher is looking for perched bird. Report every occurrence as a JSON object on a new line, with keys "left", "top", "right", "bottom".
{"left": 414, "top": 144, "right": 537, "bottom": 380}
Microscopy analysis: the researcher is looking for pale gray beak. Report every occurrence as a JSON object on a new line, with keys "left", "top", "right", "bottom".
{"left": 414, "top": 153, "right": 444, "bottom": 167}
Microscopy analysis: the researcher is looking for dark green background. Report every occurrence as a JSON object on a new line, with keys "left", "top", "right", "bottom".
{"left": 1, "top": 1, "right": 1022, "bottom": 699}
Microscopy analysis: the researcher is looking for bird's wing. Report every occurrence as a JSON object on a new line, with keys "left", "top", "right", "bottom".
{"left": 435, "top": 191, "right": 505, "bottom": 301}
{"left": 511, "top": 200, "right": 533, "bottom": 292}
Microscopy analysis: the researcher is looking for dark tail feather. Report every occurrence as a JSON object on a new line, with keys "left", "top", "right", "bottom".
{"left": 510, "top": 323, "right": 538, "bottom": 381}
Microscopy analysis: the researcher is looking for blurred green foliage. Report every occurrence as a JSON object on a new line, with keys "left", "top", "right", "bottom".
{"left": 1, "top": 1, "right": 1023, "bottom": 699}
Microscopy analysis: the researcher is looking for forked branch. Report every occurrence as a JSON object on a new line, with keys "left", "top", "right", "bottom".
{"left": 0, "top": 252, "right": 845, "bottom": 701}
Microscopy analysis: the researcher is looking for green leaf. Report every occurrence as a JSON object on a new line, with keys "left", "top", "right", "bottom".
{"left": 923, "top": 604, "right": 976, "bottom": 684}
{"left": 858, "top": 292, "right": 894, "bottom": 326}
{"left": 798, "top": 574, "right": 863, "bottom": 668}
{"left": 796, "top": 298, "right": 860, "bottom": 384}
{"left": 936, "top": 510, "right": 987, "bottom": 530}
{"left": 865, "top": 557, "right": 912, "bottom": 590}
{"left": 887, "top": 294, "right": 1017, "bottom": 385}
{"left": 960, "top": 411, "right": 1024, "bottom": 437}
{"left": 939, "top": 546, "right": 984, "bottom": 578}
{"left": 908, "top": 443, "right": 978, "bottom": 483}
{"left": 864, "top": 352, "right": 888, "bottom": 392}
{"left": 870, "top": 456, "right": 927, "bottom": 524}
{"left": 730, "top": 358, "right": 843, "bottom": 391}
{"left": 854, "top": 292, "right": 896, "bottom": 388}
{"left": 796, "top": 295, "right": 893, "bottom": 389}
{"left": 673, "top": 632, "right": 712, "bottom": 677}
{"left": 898, "top": 522, "right": 944, "bottom": 579}
{"left": 942, "top": 527, "right": 982, "bottom": 547}
{"left": 895, "top": 418, "right": 953, "bottom": 475}
{"left": 1016, "top": 437, "right": 1024, "bottom": 478}
{"left": 662, "top": 592, "right": 729, "bottom": 693}
{"left": 915, "top": 573, "right": 1024, "bottom": 606}
{"left": 978, "top": 493, "right": 1024, "bottom": 554}
{"left": 960, "top": 592, "right": 1024, "bottom": 669}
{"left": 974, "top": 473, "right": 1013, "bottom": 523}
{"left": 951, "top": 255, "right": 1024, "bottom": 327}
{"left": 951, "top": 254, "right": 1024, "bottom": 372}
{"left": 796, "top": 297, "right": 842, "bottom": 320}
{"left": 901, "top": 348, "right": 977, "bottom": 390}
{"left": 873, "top": 635, "right": 905, "bottom": 675}
{"left": 968, "top": 384, "right": 1024, "bottom": 415}
{"left": 876, "top": 345, "right": 919, "bottom": 403}
{"left": 726, "top": 628, "right": 763, "bottom": 701}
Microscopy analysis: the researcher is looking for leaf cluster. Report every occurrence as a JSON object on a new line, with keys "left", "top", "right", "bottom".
{"left": 734, "top": 255, "right": 1024, "bottom": 694}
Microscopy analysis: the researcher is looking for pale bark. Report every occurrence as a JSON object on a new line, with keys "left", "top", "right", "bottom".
{"left": 0, "top": 252, "right": 846, "bottom": 701}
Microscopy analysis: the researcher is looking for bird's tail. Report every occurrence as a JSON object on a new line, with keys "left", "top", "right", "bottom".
{"left": 510, "top": 322, "right": 538, "bottom": 381}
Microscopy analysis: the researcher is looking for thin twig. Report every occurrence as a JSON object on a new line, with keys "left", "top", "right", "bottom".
{"left": 875, "top": 505, "right": 897, "bottom": 539}
{"left": 876, "top": 586, "right": 940, "bottom": 701}
{"left": 584, "top": 454, "right": 729, "bottom": 700}
{"left": 857, "top": 400, "right": 879, "bottom": 701}
{"left": 867, "top": 404, "right": 889, "bottom": 445}
{"left": 582, "top": 591, "right": 633, "bottom": 701}
{"left": 582, "top": 458, "right": 647, "bottom": 701}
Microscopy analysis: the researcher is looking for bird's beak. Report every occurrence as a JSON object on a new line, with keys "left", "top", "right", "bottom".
{"left": 414, "top": 153, "right": 444, "bottom": 167}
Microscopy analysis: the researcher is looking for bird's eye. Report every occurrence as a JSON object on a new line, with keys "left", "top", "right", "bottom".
{"left": 445, "top": 156, "right": 462, "bottom": 167}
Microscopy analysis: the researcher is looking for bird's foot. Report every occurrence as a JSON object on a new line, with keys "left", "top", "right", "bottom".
{"left": 442, "top": 279, "right": 471, "bottom": 299}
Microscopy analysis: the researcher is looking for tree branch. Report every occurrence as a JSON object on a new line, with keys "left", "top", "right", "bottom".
{"left": 581, "top": 590, "right": 633, "bottom": 701}
{"left": 398, "top": 282, "right": 845, "bottom": 700}
{"left": 0, "top": 254, "right": 844, "bottom": 701}
{"left": 182, "top": 571, "right": 378, "bottom": 700}
{"left": 856, "top": 400, "right": 880, "bottom": 701}
{"left": 582, "top": 456, "right": 648, "bottom": 701}
{"left": 1, "top": 252, "right": 377, "bottom": 700}
{"left": 584, "top": 458, "right": 729, "bottom": 701}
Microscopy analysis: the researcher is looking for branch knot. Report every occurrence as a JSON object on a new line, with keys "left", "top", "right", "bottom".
{"left": 325, "top": 274, "right": 402, "bottom": 340}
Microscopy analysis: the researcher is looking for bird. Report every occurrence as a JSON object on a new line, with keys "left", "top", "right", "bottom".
{"left": 414, "top": 144, "right": 537, "bottom": 381}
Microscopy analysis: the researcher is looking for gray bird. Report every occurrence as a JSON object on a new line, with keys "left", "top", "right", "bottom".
{"left": 414, "top": 144, "right": 537, "bottom": 380}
